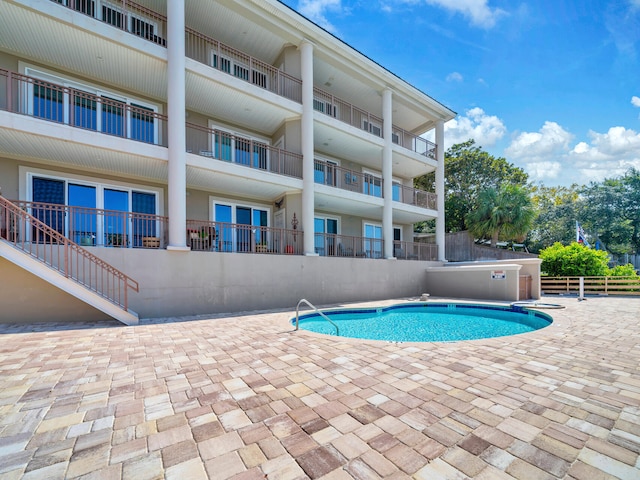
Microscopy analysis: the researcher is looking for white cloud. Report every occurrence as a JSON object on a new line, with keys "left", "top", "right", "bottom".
{"left": 298, "top": 0, "right": 343, "bottom": 32}
{"left": 504, "top": 122, "right": 574, "bottom": 182}
{"left": 443, "top": 107, "right": 506, "bottom": 148}
{"left": 423, "top": 0, "right": 507, "bottom": 28}
{"left": 632, "top": 96, "right": 640, "bottom": 107}
{"left": 506, "top": 122, "right": 573, "bottom": 159}
{"left": 446, "top": 72, "right": 463, "bottom": 82}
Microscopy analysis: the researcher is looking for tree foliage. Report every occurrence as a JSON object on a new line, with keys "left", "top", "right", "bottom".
{"left": 539, "top": 242, "right": 610, "bottom": 276}
{"left": 415, "top": 140, "right": 528, "bottom": 233}
{"left": 578, "top": 168, "right": 640, "bottom": 254}
{"left": 526, "top": 184, "right": 580, "bottom": 253}
{"left": 466, "top": 184, "right": 535, "bottom": 246}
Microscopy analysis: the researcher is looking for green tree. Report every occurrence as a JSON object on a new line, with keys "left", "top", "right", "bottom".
{"left": 415, "top": 140, "right": 529, "bottom": 234}
{"left": 526, "top": 184, "right": 580, "bottom": 253}
{"left": 466, "top": 184, "right": 535, "bottom": 247}
{"left": 579, "top": 168, "right": 640, "bottom": 254}
{"left": 539, "top": 242, "right": 610, "bottom": 276}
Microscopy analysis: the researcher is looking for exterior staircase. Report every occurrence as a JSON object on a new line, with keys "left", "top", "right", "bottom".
{"left": 0, "top": 196, "right": 139, "bottom": 325}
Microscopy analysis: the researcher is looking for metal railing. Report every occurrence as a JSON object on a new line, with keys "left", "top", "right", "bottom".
{"left": 186, "top": 123, "right": 303, "bottom": 179}
{"left": 185, "top": 28, "right": 302, "bottom": 103}
{"left": 48, "top": 0, "right": 301, "bottom": 102}
{"left": 393, "top": 184, "right": 437, "bottom": 209}
{"left": 50, "top": 0, "right": 167, "bottom": 45}
{"left": 295, "top": 298, "right": 339, "bottom": 335}
{"left": 391, "top": 126, "right": 437, "bottom": 159}
{"left": 541, "top": 276, "right": 640, "bottom": 296}
{"left": 43, "top": 1, "right": 438, "bottom": 158}
{"left": 313, "top": 87, "right": 384, "bottom": 138}
{"left": 314, "top": 160, "right": 381, "bottom": 196}
{"left": 9, "top": 201, "right": 168, "bottom": 249}
{"left": 314, "top": 160, "right": 437, "bottom": 207}
{"left": 0, "top": 196, "right": 139, "bottom": 311}
{"left": 313, "top": 233, "right": 384, "bottom": 259}
{"left": 393, "top": 241, "right": 438, "bottom": 261}
{"left": 0, "top": 69, "right": 168, "bottom": 147}
{"left": 186, "top": 220, "right": 304, "bottom": 255}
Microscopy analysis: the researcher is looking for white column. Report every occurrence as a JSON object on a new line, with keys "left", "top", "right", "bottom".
{"left": 300, "top": 40, "right": 316, "bottom": 256}
{"left": 382, "top": 88, "right": 394, "bottom": 259}
{"left": 435, "top": 120, "right": 446, "bottom": 261}
{"left": 167, "top": 0, "right": 188, "bottom": 250}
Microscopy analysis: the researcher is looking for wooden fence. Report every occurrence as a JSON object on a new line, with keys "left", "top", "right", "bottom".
{"left": 541, "top": 276, "right": 640, "bottom": 296}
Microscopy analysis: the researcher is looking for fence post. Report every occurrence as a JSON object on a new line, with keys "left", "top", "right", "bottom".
{"left": 578, "top": 277, "right": 585, "bottom": 301}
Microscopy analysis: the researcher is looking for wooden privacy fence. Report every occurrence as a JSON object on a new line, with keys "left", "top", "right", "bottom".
{"left": 541, "top": 276, "right": 640, "bottom": 296}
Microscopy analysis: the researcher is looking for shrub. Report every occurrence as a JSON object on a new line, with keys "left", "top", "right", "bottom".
{"left": 608, "top": 264, "right": 638, "bottom": 277}
{"left": 539, "top": 242, "right": 610, "bottom": 276}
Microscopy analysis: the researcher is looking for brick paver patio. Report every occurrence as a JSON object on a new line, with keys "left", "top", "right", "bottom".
{"left": 0, "top": 296, "right": 639, "bottom": 479}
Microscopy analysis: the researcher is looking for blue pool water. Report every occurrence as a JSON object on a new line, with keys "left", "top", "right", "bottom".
{"left": 294, "top": 303, "right": 553, "bottom": 342}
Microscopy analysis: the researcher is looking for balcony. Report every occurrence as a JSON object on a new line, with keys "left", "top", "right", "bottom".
{"left": 185, "top": 29, "right": 302, "bottom": 103}
{"left": 314, "top": 233, "right": 437, "bottom": 261}
{"left": 314, "top": 88, "right": 438, "bottom": 158}
{"left": 0, "top": 69, "right": 168, "bottom": 147}
{"left": 40, "top": 1, "right": 436, "bottom": 159}
{"left": 186, "top": 123, "right": 303, "bottom": 179}
{"left": 314, "top": 159, "right": 436, "bottom": 209}
{"left": 6, "top": 202, "right": 434, "bottom": 260}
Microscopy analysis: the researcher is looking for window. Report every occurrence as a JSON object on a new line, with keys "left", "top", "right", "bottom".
{"left": 313, "top": 98, "right": 337, "bottom": 117}
{"left": 314, "top": 217, "right": 338, "bottom": 256}
{"left": 363, "top": 120, "right": 382, "bottom": 137}
{"left": 102, "top": 3, "right": 125, "bottom": 28}
{"left": 213, "top": 201, "right": 270, "bottom": 252}
{"left": 212, "top": 52, "right": 265, "bottom": 85}
{"left": 363, "top": 172, "right": 382, "bottom": 198}
{"left": 364, "top": 223, "right": 383, "bottom": 258}
{"left": 33, "top": 83, "right": 64, "bottom": 123}
{"left": 314, "top": 159, "right": 337, "bottom": 186}
{"left": 209, "top": 124, "right": 270, "bottom": 170}
{"left": 24, "top": 67, "right": 159, "bottom": 144}
{"left": 130, "top": 103, "right": 155, "bottom": 144}
{"left": 73, "top": 93, "right": 97, "bottom": 130}
{"left": 27, "top": 171, "right": 159, "bottom": 247}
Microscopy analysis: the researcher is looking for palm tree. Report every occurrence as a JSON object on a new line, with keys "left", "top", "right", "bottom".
{"left": 466, "top": 184, "right": 535, "bottom": 247}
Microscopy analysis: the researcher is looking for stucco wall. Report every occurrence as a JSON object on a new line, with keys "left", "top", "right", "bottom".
{"left": 89, "top": 249, "right": 436, "bottom": 318}
{"left": 0, "top": 258, "right": 112, "bottom": 323}
{"left": 425, "top": 259, "right": 542, "bottom": 302}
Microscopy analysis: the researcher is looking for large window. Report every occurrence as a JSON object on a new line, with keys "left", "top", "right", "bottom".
{"left": 24, "top": 67, "right": 159, "bottom": 144}
{"left": 27, "top": 172, "right": 160, "bottom": 247}
{"left": 363, "top": 172, "right": 382, "bottom": 198}
{"left": 209, "top": 124, "right": 269, "bottom": 170}
{"left": 314, "top": 159, "right": 337, "bottom": 186}
{"left": 212, "top": 201, "right": 269, "bottom": 252}
{"left": 364, "top": 223, "right": 383, "bottom": 259}
{"left": 314, "top": 217, "right": 338, "bottom": 256}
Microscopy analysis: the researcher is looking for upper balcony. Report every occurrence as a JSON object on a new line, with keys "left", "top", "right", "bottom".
{"left": 0, "top": 68, "right": 302, "bottom": 199}
{"left": 1, "top": 0, "right": 439, "bottom": 168}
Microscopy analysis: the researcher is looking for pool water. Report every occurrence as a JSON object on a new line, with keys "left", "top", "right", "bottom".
{"left": 294, "top": 303, "right": 553, "bottom": 342}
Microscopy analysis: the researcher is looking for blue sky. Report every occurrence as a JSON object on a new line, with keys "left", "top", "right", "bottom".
{"left": 280, "top": 0, "right": 640, "bottom": 187}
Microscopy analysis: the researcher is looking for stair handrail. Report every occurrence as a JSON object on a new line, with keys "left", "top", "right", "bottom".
{"left": 0, "top": 196, "right": 139, "bottom": 311}
{"left": 295, "top": 298, "right": 339, "bottom": 335}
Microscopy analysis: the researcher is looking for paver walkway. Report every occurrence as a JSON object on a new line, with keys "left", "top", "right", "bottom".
{"left": 0, "top": 296, "right": 639, "bottom": 479}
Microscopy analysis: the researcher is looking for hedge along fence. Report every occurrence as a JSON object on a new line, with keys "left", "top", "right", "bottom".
{"left": 541, "top": 276, "right": 640, "bottom": 296}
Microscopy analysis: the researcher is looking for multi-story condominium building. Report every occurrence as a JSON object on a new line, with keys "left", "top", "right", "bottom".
{"left": 0, "top": 0, "right": 456, "bottom": 323}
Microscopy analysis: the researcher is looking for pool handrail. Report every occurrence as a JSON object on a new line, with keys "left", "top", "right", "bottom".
{"left": 295, "top": 299, "right": 339, "bottom": 335}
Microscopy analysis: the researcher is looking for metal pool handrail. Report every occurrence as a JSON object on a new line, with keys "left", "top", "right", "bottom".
{"left": 295, "top": 299, "right": 339, "bottom": 335}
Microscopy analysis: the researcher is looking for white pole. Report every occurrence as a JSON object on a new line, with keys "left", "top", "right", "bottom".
{"left": 167, "top": 0, "right": 187, "bottom": 250}
{"left": 579, "top": 276, "right": 585, "bottom": 301}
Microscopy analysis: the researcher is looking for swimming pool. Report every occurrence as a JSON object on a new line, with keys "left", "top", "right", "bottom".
{"left": 293, "top": 303, "right": 553, "bottom": 342}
